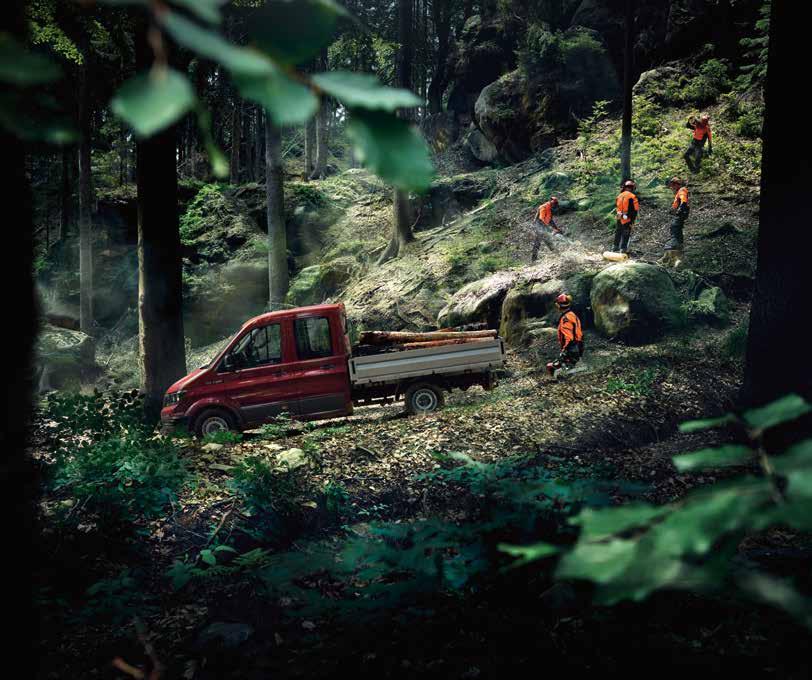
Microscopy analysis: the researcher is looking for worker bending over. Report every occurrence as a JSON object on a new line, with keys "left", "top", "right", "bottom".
{"left": 667, "top": 177, "right": 689, "bottom": 251}
{"left": 613, "top": 180, "right": 639, "bottom": 254}
{"left": 546, "top": 293, "right": 584, "bottom": 379}
{"left": 684, "top": 113, "right": 712, "bottom": 172}
{"left": 531, "top": 196, "right": 564, "bottom": 262}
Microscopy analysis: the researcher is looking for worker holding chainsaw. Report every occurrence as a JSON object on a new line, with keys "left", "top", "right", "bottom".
{"left": 546, "top": 293, "right": 584, "bottom": 379}
{"left": 684, "top": 113, "right": 712, "bottom": 172}
{"left": 613, "top": 180, "right": 640, "bottom": 255}
{"left": 531, "top": 196, "right": 565, "bottom": 261}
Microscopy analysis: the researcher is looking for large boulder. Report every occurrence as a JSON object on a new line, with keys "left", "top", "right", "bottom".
{"left": 286, "top": 257, "right": 358, "bottom": 308}
{"left": 464, "top": 128, "right": 499, "bottom": 164}
{"left": 474, "top": 70, "right": 531, "bottom": 163}
{"left": 499, "top": 279, "right": 564, "bottom": 346}
{"left": 437, "top": 272, "right": 516, "bottom": 329}
{"left": 591, "top": 262, "right": 685, "bottom": 343}
{"left": 36, "top": 324, "right": 99, "bottom": 391}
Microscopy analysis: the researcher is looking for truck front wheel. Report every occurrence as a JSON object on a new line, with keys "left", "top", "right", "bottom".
{"left": 404, "top": 383, "right": 444, "bottom": 415}
{"left": 193, "top": 409, "right": 236, "bottom": 438}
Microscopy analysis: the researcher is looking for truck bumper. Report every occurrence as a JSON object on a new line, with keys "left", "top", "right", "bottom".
{"left": 160, "top": 411, "right": 189, "bottom": 435}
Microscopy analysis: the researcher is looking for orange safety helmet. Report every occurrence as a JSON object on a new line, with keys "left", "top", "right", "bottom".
{"left": 668, "top": 176, "right": 684, "bottom": 187}
{"left": 555, "top": 293, "right": 572, "bottom": 310}
{"left": 623, "top": 180, "right": 636, "bottom": 191}
{"left": 550, "top": 196, "right": 559, "bottom": 206}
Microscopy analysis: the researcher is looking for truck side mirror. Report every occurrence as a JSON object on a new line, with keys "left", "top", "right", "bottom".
{"left": 221, "top": 354, "right": 236, "bottom": 372}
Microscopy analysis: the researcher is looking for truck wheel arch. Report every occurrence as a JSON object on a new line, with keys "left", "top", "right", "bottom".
{"left": 187, "top": 401, "right": 243, "bottom": 434}
{"left": 403, "top": 382, "right": 445, "bottom": 415}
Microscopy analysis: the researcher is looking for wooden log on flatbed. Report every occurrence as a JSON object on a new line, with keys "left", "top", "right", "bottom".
{"left": 401, "top": 338, "right": 494, "bottom": 350}
{"left": 359, "top": 329, "right": 497, "bottom": 345}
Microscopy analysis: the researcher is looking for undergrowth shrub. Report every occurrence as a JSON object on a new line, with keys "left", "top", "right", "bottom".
{"left": 39, "top": 390, "right": 147, "bottom": 446}
{"left": 49, "top": 434, "right": 189, "bottom": 531}
{"left": 682, "top": 59, "right": 731, "bottom": 105}
{"left": 202, "top": 429, "right": 243, "bottom": 445}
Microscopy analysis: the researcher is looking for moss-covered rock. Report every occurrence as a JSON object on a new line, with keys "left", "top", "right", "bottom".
{"left": 286, "top": 257, "right": 358, "bottom": 308}
{"left": 590, "top": 262, "right": 685, "bottom": 343}
{"left": 499, "top": 278, "right": 564, "bottom": 345}
{"left": 474, "top": 70, "right": 531, "bottom": 163}
{"left": 683, "top": 286, "right": 730, "bottom": 325}
{"left": 36, "top": 324, "right": 100, "bottom": 391}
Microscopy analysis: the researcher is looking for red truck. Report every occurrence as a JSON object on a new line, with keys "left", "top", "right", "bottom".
{"left": 161, "top": 303, "right": 506, "bottom": 437}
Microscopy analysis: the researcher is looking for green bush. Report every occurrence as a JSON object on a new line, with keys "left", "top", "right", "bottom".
{"left": 50, "top": 434, "right": 188, "bottom": 530}
{"left": 683, "top": 59, "right": 731, "bottom": 105}
{"left": 202, "top": 429, "right": 243, "bottom": 445}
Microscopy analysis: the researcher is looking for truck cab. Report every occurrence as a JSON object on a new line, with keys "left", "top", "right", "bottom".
{"left": 161, "top": 304, "right": 353, "bottom": 437}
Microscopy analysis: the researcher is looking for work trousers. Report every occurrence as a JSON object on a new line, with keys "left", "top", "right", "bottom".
{"left": 667, "top": 214, "right": 686, "bottom": 250}
{"left": 613, "top": 221, "right": 632, "bottom": 253}
{"left": 551, "top": 341, "right": 584, "bottom": 370}
{"left": 531, "top": 222, "right": 559, "bottom": 261}
{"left": 684, "top": 138, "right": 707, "bottom": 172}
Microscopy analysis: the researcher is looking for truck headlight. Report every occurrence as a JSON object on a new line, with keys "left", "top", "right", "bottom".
{"left": 163, "top": 390, "right": 186, "bottom": 407}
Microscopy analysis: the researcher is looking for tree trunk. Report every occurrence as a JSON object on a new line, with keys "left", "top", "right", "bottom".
{"left": 380, "top": 0, "right": 415, "bottom": 265}
{"left": 427, "top": 0, "right": 451, "bottom": 114}
{"left": 742, "top": 2, "right": 812, "bottom": 408}
{"left": 230, "top": 97, "right": 242, "bottom": 184}
{"left": 619, "top": 0, "right": 633, "bottom": 183}
{"left": 265, "top": 118, "right": 289, "bottom": 309}
{"left": 308, "top": 49, "right": 329, "bottom": 180}
{"left": 59, "top": 146, "right": 72, "bottom": 241}
{"left": 254, "top": 106, "right": 263, "bottom": 181}
{"left": 78, "top": 65, "right": 94, "bottom": 334}
{"left": 304, "top": 117, "right": 316, "bottom": 180}
{"left": 135, "top": 22, "right": 187, "bottom": 423}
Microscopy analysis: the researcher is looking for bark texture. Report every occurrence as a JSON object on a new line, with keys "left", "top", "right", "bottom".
{"left": 265, "top": 118, "right": 289, "bottom": 309}
{"left": 78, "top": 65, "right": 94, "bottom": 334}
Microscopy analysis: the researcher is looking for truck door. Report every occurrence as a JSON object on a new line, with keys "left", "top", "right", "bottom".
{"left": 288, "top": 313, "right": 352, "bottom": 419}
{"left": 215, "top": 321, "right": 300, "bottom": 424}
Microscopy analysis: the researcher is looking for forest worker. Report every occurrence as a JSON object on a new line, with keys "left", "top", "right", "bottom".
{"left": 666, "top": 176, "right": 689, "bottom": 251}
{"left": 613, "top": 180, "right": 639, "bottom": 254}
{"left": 531, "top": 196, "right": 564, "bottom": 261}
{"left": 546, "top": 293, "right": 584, "bottom": 379}
{"left": 684, "top": 113, "right": 712, "bottom": 172}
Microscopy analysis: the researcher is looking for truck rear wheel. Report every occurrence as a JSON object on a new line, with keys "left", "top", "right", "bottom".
{"left": 193, "top": 409, "right": 236, "bottom": 438}
{"left": 404, "top": 383, "right": 444, "bottom": 415}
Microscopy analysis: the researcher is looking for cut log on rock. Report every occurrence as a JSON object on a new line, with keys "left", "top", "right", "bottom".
{"left": 602, "top": 251, "right": 629, "bottom": 262}
{"left": 359, "top": 329, "right": 497, "bottom": 345}
{"left": 402, "top": 338, "right": 494, "bottom": 350}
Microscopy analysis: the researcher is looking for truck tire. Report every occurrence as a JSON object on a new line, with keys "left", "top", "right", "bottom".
{"left": 193, "top": 408, "right": 236, "bottom": 438}
{"left": 404, "top": 383, "right": 444, "bottom": 415}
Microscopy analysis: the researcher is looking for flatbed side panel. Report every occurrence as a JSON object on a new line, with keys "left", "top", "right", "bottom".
{"left": 349, "top": 339, "right": 505, "bottom": 385}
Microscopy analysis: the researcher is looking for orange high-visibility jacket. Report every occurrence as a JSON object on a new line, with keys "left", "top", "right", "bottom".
{"left": 692, "top": 120, "right": 712, "bottom": 141}
{"left": 672, "top": 186, "right": 689, "bottom": 210}
{"left": 558, "top": 310, "right": 583, "bottom": 349}
{"left": 616, "top": 191, "right": 640, "bottom": 225}
{"left": 537, "top": 201, "right": 554, "bottom": 225}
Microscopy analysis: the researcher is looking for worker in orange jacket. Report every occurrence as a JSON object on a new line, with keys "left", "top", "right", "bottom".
{"left": 666, "top": 176, "right": 689, "bottom": 251}
{"left": 684, "top": 113, "right": 712, "bottom": 172}
{"left": 531, "top": 196, "right": 564, "bottom": 261}
{"left": 546, "top": 293, "right": 584, "bottom": 378}
{"left": 613, "top": 180, "right": 640, "bottom": 254}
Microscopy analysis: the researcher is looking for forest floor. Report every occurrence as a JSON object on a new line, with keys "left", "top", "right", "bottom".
{"left": 31, "top": 306, "right": 812, "bottom": 678}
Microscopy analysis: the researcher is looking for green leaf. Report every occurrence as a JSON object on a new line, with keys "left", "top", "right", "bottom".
{"left": 678, "top": 413, "right": 737, "bottom": 433}
{"left": 112, "top": 68, "right": 196, "bottom": 137}
{"left": 673, "top": 445, "right": 755, "bottom": 472}
{"left": 743, "top": 394, "right": 812, "bottom": 432}
{"left": 249, "top": 0, "right": 349, "bottom": 66}
{"left": 0, "top": 33, "right": 61, "bottom": 86}
{"left": 555, "top": 538, "right": 637, "bottom": 584}
{"left": 200, "top": 549, "right": 217, "bottom": 566}
{"left": 739, "top": 573, "right": 812, "bottom": 629}
{"left": 312, "top": 71, "right": 420, "bottom": 111}
{"left": 570, "top": 503, "right": 669, "bottom": 540}
{"left": 171, "top": 0, "right": 228, "bottom": 24}
{"left": 498, "top": 541, "right": 560, "bottom": 567}
{"left": 213, "top": 545, "right": 237, "bottom": 553}
{"left": 235, "top": 71, "right": 318, "bottom": 126}
{"left": 772, "top": 439, "right": 812, "bottom": 474}
{"left": 161, "top": 11, "right": 274, "bottom": 78}
{"left": 346, "top": 110, "right": 434, "bottom": 192}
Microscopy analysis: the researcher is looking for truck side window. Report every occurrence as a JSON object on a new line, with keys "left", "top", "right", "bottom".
{"left": 222, "top": 324, "right": 282, "bottom": 371}
{"left": 294, "top": 316, "right": 332, "bottom": 360}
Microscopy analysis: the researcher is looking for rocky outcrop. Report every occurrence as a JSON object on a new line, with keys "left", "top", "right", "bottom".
{"left": 499, "top": 279, "right": 565, "bottom": 346}
{"left": 286, "top": 257, "right": 358, "bottom": 308}
{"left": 474, "top": 70, "right": 531, "bottom": 163}
{"left": 437, "top": 271, "right": 516, "bottom": 329}
{"left": 464, "top": 128, "right": 499, "bottom": 164}
{"left": 590, "top": 262, "right": 685, "bottom": 343}
{"left": 683, "top": 286, "right": 730, "bottom": 325}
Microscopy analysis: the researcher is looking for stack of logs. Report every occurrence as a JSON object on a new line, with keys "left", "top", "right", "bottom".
{"left": 357, "top": 328, "right": 498, "bottom": 353}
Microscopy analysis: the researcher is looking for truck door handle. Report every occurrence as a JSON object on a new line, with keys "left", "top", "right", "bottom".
{"left": 320, "top": 363, "right": 336, "bottom": 370}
